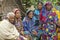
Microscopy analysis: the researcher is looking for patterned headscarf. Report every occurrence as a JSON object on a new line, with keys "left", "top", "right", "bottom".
{"left": 45, "top": 2, "right": 53, "bottom": 8}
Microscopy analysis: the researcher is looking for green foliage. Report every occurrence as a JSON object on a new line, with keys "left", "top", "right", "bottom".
{"left": 58, "top": 0, "right": 60, "bottom": 1}
{"left": 21, "top": 0, "right": 59, "bottom": 11}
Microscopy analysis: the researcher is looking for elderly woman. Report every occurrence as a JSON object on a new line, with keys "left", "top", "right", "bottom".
{"left": 0, "top": 12, "right": 19, "bottom": 40}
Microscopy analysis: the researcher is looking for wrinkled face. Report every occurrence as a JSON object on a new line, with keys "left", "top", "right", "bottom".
{"left": 28, "top": 12, "right": 34, "bottom": 19}
{"left": 15, "top": 11, "right": 21, "bottom": 19}
{"left": 8, "top": 16, "right": 15, "bottom": 24}
{"left": 38, "top": 3, "right": 43, "bottom": 10}
{"left": 46, "top": 5, "right": 52, "bottom": 11}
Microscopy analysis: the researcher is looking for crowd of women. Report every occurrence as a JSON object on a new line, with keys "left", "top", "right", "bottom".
{"left": 0, "top": 1, "right": 60, "bottom": 40}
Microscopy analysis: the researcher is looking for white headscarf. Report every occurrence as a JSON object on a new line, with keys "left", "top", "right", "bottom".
{"left": 7, "top": 12, "right": 15, "bottom": 18}
{"left": 0, "top": 12, "right": 19, "bottom": 40}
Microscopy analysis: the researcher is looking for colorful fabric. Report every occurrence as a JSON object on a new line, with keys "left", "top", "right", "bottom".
{"left": 14, "top": 18, "right": 23, "bottom": 32}
{"left": 34, "top": 9, "right": 40, "bottom": 20}
{"left": 52, "top": 8, "right": 60, "bottom": 22}
{"left": 39, "top": 3, "right": 58, "bottom": 40}
{"left": 45, "top": 2, "right": 52, "bottom": 6}
{"left": 23, "top": 16, "right": 35, "bottom": 33}
{"left": 40, "top": 8, "right": 58, "bottom": 24}
{"left": 15, "top": 18, "right": 22, "bottom": 27}
{"left": 41, "top": 23, "right": 57, "bottom": 40}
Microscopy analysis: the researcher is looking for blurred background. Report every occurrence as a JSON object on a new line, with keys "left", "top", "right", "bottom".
{"left": 0, "top": 0, "right": 60, "bottom": 20}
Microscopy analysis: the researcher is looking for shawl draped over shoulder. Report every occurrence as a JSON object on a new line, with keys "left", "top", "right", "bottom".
{"left": 0, "top": 19, "right": 19, "bottom": 40}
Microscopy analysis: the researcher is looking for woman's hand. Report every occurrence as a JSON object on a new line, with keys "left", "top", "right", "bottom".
{"left": 17, "top": 37, "right": 21, "bottom": 40}
{"left": 32, "top": 30, "right": 37, "bottom": 36}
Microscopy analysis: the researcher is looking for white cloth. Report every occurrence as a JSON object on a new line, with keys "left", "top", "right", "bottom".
{"left": 0, "top": 20, "right": 19, "bottom": 40}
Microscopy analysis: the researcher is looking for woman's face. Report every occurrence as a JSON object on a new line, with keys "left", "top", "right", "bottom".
{"left": 15, "top": 11, "right": 21, "bottom": 19}
{"left": 28, "top": 12, "right": 34, "bottom": 19}
{"left": 46, "top": 5, "right": 52, "bottom": 11}
{"left": 8, "top": 16, "right": 15, "bottom": 24}
{"left": 38, "top": 3, "right": 43, "bottom": 10}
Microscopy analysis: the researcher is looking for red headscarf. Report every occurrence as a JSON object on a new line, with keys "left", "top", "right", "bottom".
{"left": 45, "top": 2, "right": 53, "bottom": 8}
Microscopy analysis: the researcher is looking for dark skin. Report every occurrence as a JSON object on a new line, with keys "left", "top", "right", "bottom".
{"left": 28, "top": 11, "right": 34, "bottom": 19}
{"left": 27, "top": 11, "right": 38, "bottom": 36}
{"left": 15, "top": 10, "right": 24, "bottom": 35}
{"left": 37, "top": 3, "right": 43, "bottom": 10}
{"left": 15, "top": 11, "right": 21, "bottom": 19}
{"left": 46, "top": 4, "right": 52, "bottom": 11}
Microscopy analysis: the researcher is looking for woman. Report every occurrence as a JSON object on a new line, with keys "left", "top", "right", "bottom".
{"left": 13, "top": 8, "right": 23, "bottom": 33}
{"left": 23, "top": 10, "right": 38, "bottom": 40}
{"left": 13, "top": 8, "right": 24, "bottom": 40}
{"left": 34, "top": 2, "right": 43, "bottom": 26}
{"left": 23, "top": 10, "right": 35, "bottom": 33}
{"left": 39, "top": 2, "right": 58, "bottom": 40}
{"left": 40, "top": 2, "right": 58, "bottom": 24}
{"left": 0, "top": 12, "right": 19, "bottom": 40}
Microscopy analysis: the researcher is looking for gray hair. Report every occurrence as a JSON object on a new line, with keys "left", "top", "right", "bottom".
{"left": 7, "top": 12, "right": 15, "bottom": 18}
